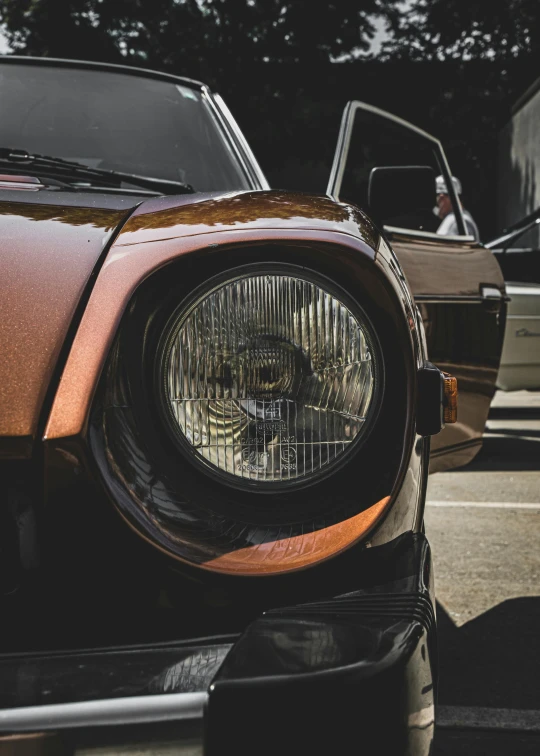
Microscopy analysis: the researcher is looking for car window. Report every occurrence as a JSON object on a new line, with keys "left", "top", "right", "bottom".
{"left": 330, "top": 103, "right": 467, "bottom": 238}
{"left": 0, "top": 64, "right": 250, "bottom": 193}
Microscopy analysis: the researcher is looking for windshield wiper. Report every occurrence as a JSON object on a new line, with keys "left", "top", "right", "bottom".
{"left": 0, "top": 147, "right": 195, "bottom": 195}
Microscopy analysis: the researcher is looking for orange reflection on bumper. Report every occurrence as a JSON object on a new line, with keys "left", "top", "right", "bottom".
{"left": 203, "top": 496, "right": 391, "bottom": 575}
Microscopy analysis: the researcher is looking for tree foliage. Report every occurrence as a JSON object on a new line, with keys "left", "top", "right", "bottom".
{"left": 383, "top": 0, "right": 540, "bottom": 63}
{"left": 0, "top": 0, "right": 396, "bottom": 78}
{"left": 3, "top": 0, "right": 540, "bottom": 75}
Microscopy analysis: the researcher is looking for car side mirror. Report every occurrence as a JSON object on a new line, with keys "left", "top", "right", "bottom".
{"left": 368, "top": 165, "right": 437, "bottom": 231}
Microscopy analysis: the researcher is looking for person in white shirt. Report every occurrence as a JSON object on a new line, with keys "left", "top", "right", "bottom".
{"left": 435, "top": 175, "right": 480, "bottom": 240}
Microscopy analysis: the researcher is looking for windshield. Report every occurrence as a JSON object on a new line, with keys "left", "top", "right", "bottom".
{"left": 0, "top": 63, "right": 250, "bottom": 193}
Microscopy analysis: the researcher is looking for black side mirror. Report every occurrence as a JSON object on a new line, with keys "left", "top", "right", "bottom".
{"left": 368, "top": 165, "right": 437, "bottom": 231}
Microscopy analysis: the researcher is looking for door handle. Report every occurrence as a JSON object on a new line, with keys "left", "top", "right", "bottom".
{"left": 480, "top": 285, "right": 502, "bottom": 300}
{"left": 480, "top": 285, "right": 505, "bottom": 314}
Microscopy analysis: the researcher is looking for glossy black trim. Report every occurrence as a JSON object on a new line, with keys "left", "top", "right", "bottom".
{"left": 205, "top": 532, "right": 436, "bottom": 756}
{"left": 416, "top": 362, "right": 444, "bottom": 436}
{"left": 0, "top": 534, "right": 435, "bottom": 750}
{"left": 88, "top": 241, "right": 414, "bottom": 578}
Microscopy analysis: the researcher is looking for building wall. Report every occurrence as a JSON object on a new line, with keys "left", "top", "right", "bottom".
{"left": 498, "top": 83, "right": 540, "bottom": 248}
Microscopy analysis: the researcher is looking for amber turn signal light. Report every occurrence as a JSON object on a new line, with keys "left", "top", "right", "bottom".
{"left": 442, "top": 373, "right": 458, "bottom": 424}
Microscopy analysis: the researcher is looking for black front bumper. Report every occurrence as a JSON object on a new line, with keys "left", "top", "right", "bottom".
{"left": 0, "top": 533, "right": 436, "bottom": 755}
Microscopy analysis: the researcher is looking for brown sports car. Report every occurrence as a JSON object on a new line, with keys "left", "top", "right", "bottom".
{"left": 0, "top": 57, "right": 505, "bottom": 755}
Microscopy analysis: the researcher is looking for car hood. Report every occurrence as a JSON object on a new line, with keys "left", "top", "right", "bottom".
{"left": 0, "top": 190, "right": 141, "bottom": 456}
{"left": 0, "top": 188, "right": 268, "bottom": 455}
{"left": 1, "top": 187, "right": 378, "bottom": 457}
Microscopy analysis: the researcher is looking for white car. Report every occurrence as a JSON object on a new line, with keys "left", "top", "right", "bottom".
{"left": 487, "top": 219, "right": 540, "bottom": 391}
{"left": 497, "top": 281, "right": 540, "bottom": 391}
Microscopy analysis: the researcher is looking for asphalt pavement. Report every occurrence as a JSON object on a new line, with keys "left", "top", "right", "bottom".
{"left": 427, "top": 391, "right": 540, "bottom": 753}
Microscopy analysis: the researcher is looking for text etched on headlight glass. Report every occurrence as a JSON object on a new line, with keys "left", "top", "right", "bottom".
{"left": 161, "top": 271, "right": 378, "bottom": 485}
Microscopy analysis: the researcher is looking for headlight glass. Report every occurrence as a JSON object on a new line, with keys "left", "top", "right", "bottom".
{"left": 160, "top": 268, "right": 380, "bottom": 487}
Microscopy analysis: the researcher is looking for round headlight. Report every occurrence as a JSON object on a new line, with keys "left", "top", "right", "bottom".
{"left": 159, "top": 266, "right": 381, "bottom": 489}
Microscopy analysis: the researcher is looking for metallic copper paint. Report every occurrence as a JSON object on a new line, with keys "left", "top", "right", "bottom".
{"left": 41, "top": 189, "right": 422, "bottom": 575}
{"left": 119, "top": 191, "right": 378, "bottom": 246}
{"left": 45, "top": 191, "right": 378, "bottom": 440}
{"left": 202, "top": 497, "right": 391, "bottom": 575}
{"left": 391, "top": 235, "right": 503, "bottom": 298}
{"left": 0, "top": 200, "right": 127, "bottom": 452}
{"left": 391, "top": 232, "right": 506, "bottom": 472}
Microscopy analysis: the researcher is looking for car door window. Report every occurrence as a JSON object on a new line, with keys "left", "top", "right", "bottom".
{"left": 328, "top": 101, "right": 468, "bottom": 239}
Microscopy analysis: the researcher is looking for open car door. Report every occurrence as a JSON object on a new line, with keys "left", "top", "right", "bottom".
{"left": 327, "top": 101, "right": 506, "bottom": 473}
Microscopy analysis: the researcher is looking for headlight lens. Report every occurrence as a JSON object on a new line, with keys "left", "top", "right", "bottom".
{"left": 160, "top": 268, "right": 380, "bottom": 488}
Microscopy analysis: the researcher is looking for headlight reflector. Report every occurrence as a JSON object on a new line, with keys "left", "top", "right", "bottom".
{"left": 160, "top": 268, "right": 380, "bottom": 487}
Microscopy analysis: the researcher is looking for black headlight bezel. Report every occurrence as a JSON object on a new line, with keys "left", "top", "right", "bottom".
{"left": 88, "top": 240, "right": 416, "bottom": 576}
{"left": 155, "top": 262, "right": 385, "bottom": 494}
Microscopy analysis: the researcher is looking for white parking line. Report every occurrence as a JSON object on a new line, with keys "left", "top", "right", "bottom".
{"left": 485, "top": 431, "right": 540, "bottom": 443}
{"left": 438, "top": 705, "right": 540, "bottom": 732}
{"left": 427, "top": 501, "right": 540, "bottom": 510}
